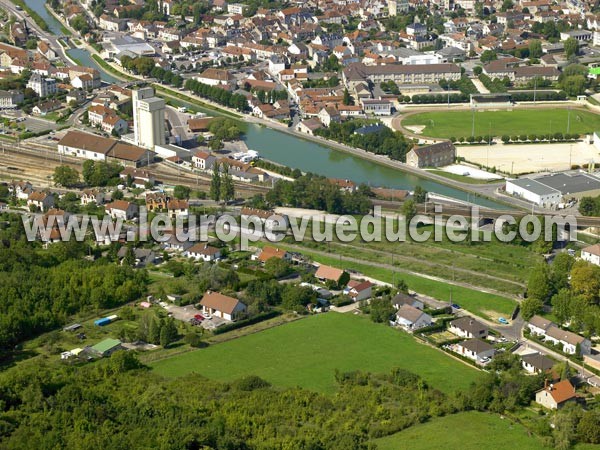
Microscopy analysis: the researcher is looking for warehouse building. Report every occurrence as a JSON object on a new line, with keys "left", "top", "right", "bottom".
{"left": 506, "top": 172, "right": 600, "bottom": 207}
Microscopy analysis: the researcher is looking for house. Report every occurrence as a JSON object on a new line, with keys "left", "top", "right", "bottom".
{"left": 27, "top": 191, "right": 55, "bottom": 212}
{"left": 318, "top": 107, "right": 340, "bottom": 127}
{"left": 314, "top": 264, "right": 347, "bottom": 286}
{"left": 581, "top": 244, "right": 600, "bottom": 266}
{"left": 344, "top": 280, "right": 373, "bottom": 302}
{"left": 395, "top": 304, "right": 432, "bottom": 331}
{"left": 145, "top": 192, "right": 168, "bottom": 211}
{"left": 240, "top": 207, "right": 288, "bottom": 228}
{"left": 192, "top": 150, "right": 216, "bottom": 170}
{"left": 162, "top": 234, "right": 193, "bottom": 252}
{"left": 184, "top": 242, "right": 221, "bottom": 261}
{"left": 167, "top": 199, "right": 189, "bottom": 219}
{"left": 535, "top": 380, "right": 576, "bottom": 410}
{"left": 449, "top": 317, "right": 489, "bottom": 339}
{"left": 528, "top": 315, "right": 554, "bottom": 336}
{"left": 257, "top": 246, "right": 290, "bottom": 263}
{"left": 392, "top": 292, "right": 424, "bottom": 310}
{"left": 0, "top": 90, "right": 23, "bottom": 108}
{"left": 545, "top": 326, "right": 591, "bottom": 355}
{"left": 456, "top": 339, "right": 495, "bottom": 362}
{"left": 406, "top": 142, "right": 456, "bottom": 168}
{"left": 361, "top": 99, "right": 392, "bottom": 116}
{"left": 32, "top": 99, "right": 61, "bottom": 116}
{"left": 105, "top": 200, "right": 138, "bottom": 220}
{"left": 200, "top": 291, "right": 247, "bottom": 321}
{"left": 9, "top": 180, "right": 32, "bottom": 200}
{"left": 296, "top": 118, "right": 323, "bottom": 135}
{"left": 522, "top": 353, "right": 555, "bottom": 374}
{"left": 117, "top": 247, "right": 157, "bottom": 267}
{"left": 80, "top": 189, "right": 105, "bottom": 205}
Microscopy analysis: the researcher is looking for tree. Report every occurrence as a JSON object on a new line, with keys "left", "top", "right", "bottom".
{"left": 173, "top": 185, "right": 191, "bottom": 200}
{"left": 159, "top": 319, "right": 178, "bottom": 347}
{"left": 220, "top": 164, "right": 235, "bottom": 203}
{"left": 210, "top": 162, "right": 221, "bottom": 201}
{"left": 564, "top": 37, "right": 578, "bottom": 59}
{"left": 521, "top": 296, "right": 543, "bottom": 321}
{"left": 551, "top": 289, "right": 572, "bottom": 325}
{"left": 53, "top": 165, "right": 79, "bottom": 187}
{"left": 529, "top": 39, "right": 542, "bottom": 59}
{"left": 480, "top": 50, "right": 497, "bottom": 63}
{"left": 526, "top": 263, "right": 550, "bottom": 303}
{"left": 112, "top": 189, "right": 124, "bottom": 200}
{"left": 570, "top": 261, "right": 600, "bottom": 304}
{"left": 413, "top": 186, "right": 427, "bottom": 203}
{"left": 577, "top": 411, "right": 600, "bottom": 444}
{"left": 123, "top": 246, "right": 136, "bottom": 267}
{"left": 402, "top": 199, "right": 417, "bottom": 225}
{"left": 473, "top": 66, "right": 483, "bottom": 76}
{"left": 342, "top": 88, "right": 352, "bottom": 105}
{"left": 370, "top": 297, "right": 395, "bottom": 323}
{"left": 396, "top": 279, "right": 409, "bottom": 293}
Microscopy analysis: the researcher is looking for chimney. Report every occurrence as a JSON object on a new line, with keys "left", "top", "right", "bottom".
{"left": 544, "top": 379, "right": 548, "bottom": 389}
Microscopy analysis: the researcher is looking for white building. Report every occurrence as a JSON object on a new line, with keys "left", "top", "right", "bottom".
{"left": 505, "top": 178, "right": 562, "bottom": 207}
{"left": 27, "top": 73, "right": 57, "bottom": 97}
{"left": 183, "top": 243, "right": 221, "bottom": 261}
{"left": 581, "top": 244, "right": 600, "bottom": 266}
{"left": 133, "top": 87, "right": 166, "bottom": 149}
{"left": 0, "top": 90, "right": 23, "bottom": 108}
{"left": 395, "top": 304, "right": 432, "bottom": 331}
{"left": 200, "top": 291, "right": 247, "bottom": 321}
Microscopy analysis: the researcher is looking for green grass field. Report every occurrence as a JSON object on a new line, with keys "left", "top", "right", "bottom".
{"left": 151, "top": 313, "right": 480, "bottom": 394}
{"left": 373, "top": 412, "right": 549, "bottom": 450}
{"left": 402, "top": 108, "right": 600, "bottom": 139}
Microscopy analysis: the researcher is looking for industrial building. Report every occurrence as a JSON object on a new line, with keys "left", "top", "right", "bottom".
{"left": 506, "top": 172, "right": 600, "bottom": 207}
{"left": 132, "top": 87, "right": 166, "bottom": 150}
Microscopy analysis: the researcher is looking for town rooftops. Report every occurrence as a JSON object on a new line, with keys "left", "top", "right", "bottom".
{"left": 537, "top": 379, "right": 576, "bottom": 404}
{"left": 315, "top": 264, "right": 344, "bottom": 282}
{"left": 200, "top": 291, "right": 242, "bottom": 314}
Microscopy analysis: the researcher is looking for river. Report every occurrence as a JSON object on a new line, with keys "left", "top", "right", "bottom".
{"left": 25, "top": 0, "right": 507, "bottom": 209}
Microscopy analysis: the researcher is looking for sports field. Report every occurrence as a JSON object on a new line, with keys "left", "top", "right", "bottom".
{"left": 151, "top": 313, "right": 480, "bottom": 394}
{"left": 373, "top": 412, "right": 550, "bottom": 450}
{"left": 402, "top": 108, "right": 600, "bottom": 139}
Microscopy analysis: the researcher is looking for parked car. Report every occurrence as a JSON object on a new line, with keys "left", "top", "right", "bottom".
{"left": 498, "top": 317, "right": 509, "bottom": 325}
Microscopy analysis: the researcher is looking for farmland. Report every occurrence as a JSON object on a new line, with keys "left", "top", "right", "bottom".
{"left": 151, "top": 313, "right": 481, "bottom": 394}
{"left": 402, "top": 108, "right": 600, "bottom": 139}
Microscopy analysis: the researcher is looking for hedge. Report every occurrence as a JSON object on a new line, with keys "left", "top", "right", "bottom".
{"left": 211, "top": 310, "right": 282, "bottom": 335}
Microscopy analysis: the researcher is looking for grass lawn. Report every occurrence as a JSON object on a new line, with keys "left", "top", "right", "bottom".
{"left": 151, "top": 313, "right": 481, "bottom": 394}
{"left": 402, "top": 108, "right": 600, "bottom": 139}
{"left": 373, "top": 411, "right": 550, "bottom": 450}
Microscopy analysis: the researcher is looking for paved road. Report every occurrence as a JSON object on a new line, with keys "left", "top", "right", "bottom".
{"left": 165, "top": 106, "right": 191, "bottom": 144}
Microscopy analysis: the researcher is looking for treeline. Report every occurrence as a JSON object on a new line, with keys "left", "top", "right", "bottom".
{"left": 479, "top": 74, "right": 510, "bottom": 93}
{"left": 439, "top": 76, "right": 479, "bottom": 95}
{"left": 266, "top": 173, "right": 373, "bottom": 214}
{"left": 120, "top": 56, "right": 184, "bottom": 88}
{"left": 0, "top": 219, "right": 148, "bottom": 349}
{"left": 523, "top": 253, "right": 600, "bottom": 337}
{"left": 511, "top": 91, "right": 567, "bottom": 102}
{"left": 452, "top": 133, "right": 578, "bottom": 144}
{"left": 411, "top": 93, "right": 469, "bottom": 104}
{"left": 314, "top": 120, "right": 412, "bottom": 161}
{"left": 579, "top": 195, "right": 600, "bottom": 216}
{"left": 184, "top": 79, "right": 249, "bottom": 112}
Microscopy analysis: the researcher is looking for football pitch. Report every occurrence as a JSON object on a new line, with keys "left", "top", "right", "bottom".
{"left": 402, "top": 108, "right": 600, "bottom": 139}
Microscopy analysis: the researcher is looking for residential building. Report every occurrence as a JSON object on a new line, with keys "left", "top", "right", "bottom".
{"left": 406, "top": 142, "right": 456, "bottom": 168}
{"left": 314, "top": 264, "right": 347, "bottom": 285}
{"left": 27, "top": 73, "right": 57, "bottom": 97}
{"left": 391, "top": 292, "right": 424, "bottom": 310}
{"left": 183, "top": 243, "right": 221, "bottom": 261}
{"left": 344, "top": 280, "right": 373, "bottom": 302}
{"left": 343, "top": 63, "right": 461, "bottom": 87}
{"left": 192, "top": 150, "right": 216, "bottom": 170}
{"left": 257, "top": 246, "right": 290, "bottom": 263}
{"left": 105, "top": 200, "right": 138, "bottom": 220}
{"left": 528, "top": 315, "right": 554, "bottom": 336}
{"left": 581, "top": 244, "right": 600, "bottom": 266}
{"left": 456, "top": 339, "right": 495, "bottom": 362}
{"left": 535, "top": 380, "right": 576, "bottom": 409}
{"left": 522, "top": 353, "right": 555, "bottom": 374}
{"left": 0, "top": 90, "right": 23, "bottom": 108}
{"left": 27, "top": 191, "right": 54, "bottom": 212}
{"left": 545, "top": 326, "right": 591, "bottom": 355}
{"left": 200, "top": 291, "right": 247, "bottom": 321}
{"left": 395, "top": 304, "right": 432, "bottom": 330}
{"left": 449, "top": 317, "right": 489, "bottom": 339}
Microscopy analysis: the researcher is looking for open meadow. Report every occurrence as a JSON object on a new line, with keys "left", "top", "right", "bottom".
{"left": 151, "top": 313, "right": 481, "bottom": 394}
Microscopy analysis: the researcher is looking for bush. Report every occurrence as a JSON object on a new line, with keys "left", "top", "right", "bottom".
{"left": 211, "top": 311, "right": 281, "bottom": 335}
{"left": 501, "top": 135, "right": 510, "bottom": 143}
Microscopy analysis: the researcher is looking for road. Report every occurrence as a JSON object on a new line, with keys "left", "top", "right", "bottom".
{"left": 165, "top": 106, "right": 192, "bottom": 144}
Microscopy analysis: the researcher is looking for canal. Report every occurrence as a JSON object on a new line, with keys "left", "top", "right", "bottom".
{"left": 25, "top": 0, "right": 507, "bottom": 209}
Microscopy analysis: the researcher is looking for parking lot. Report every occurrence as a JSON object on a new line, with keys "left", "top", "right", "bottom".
{"left": 161, "top": 302, "right": 229, "bottom": 330}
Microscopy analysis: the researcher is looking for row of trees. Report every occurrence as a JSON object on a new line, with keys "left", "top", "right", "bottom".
{"left": 450, "top": 132, "right": 578, "bottom": 144}
{"left": 209, "top": 162, "right": 235, "bottom": 203}
{"left": 184, "top": 79, "right": 249, "bottom": 112}
{"left": 119, "top": 56, "right": 184, "bottom": 88}
{"left": 82, "top": 160, "right": 123, "bottom": 187}
{"left": 266, "top": 174, "right": 373, "bottom": 214}
{"left": 314, "top": 120, "right": 412, "bottom": 161}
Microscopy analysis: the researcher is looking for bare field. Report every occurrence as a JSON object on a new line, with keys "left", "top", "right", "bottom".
{"left": 457, "top": 142, "right": 600, "bottom": 174}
